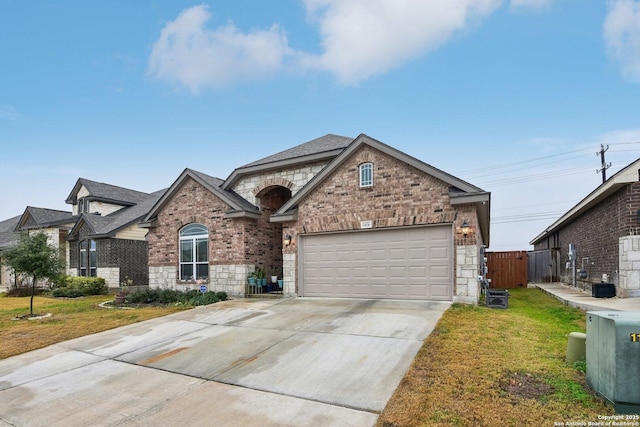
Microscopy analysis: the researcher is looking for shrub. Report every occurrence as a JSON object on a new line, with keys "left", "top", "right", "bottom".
{"left": 52, "top": 287, "right": 85, "bottom": 298}
{"left": 51, "top": 276, "right": 108, "bottom": 296}
{"left": 125, "top": 288, "right": 226, "bottom": 306}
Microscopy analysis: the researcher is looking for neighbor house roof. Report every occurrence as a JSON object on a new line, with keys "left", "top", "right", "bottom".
{"left": 68, "top": 189, "right": 166, "bottom": 238}
{"left": 0, "top": 215, "right": 21, "bottom": 250}
{"left": 530, "top": 158, "right": 640, "bottom": 245}
{"left": 141, "top": 168, "right": 261, "bottom": 227}
{"left": 65, "top": 178, "right": 151, "bottom": 207}
{"left": 271, "top": 133, "right": 491, "bottom": 245}
{"left": 222, "top": 134, "right": 353, "bottom": 190}
{"left": 15, "top": 207, "right": 75, "bottom": 231}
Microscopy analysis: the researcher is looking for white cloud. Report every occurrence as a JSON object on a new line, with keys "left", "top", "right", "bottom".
{"left": 149, "top": 2, "right": 505, "bottom": 90}
{"left": 0, "top": 105, "right": 22, "bottom": 121}
{"left": 509, "top": 0, "right": 553, "bottom": 11}
{"left": 147, "top": 5, "right": 292, "bottom": 93}
{"left": 300, "top": 0, "right": 502, "bottom": 84}
{"left": 604, "top": 0, "right": 640, "bottom": 82}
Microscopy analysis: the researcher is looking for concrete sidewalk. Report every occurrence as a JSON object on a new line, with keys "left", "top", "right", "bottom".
{"left": 535, "top": 282, "right": 640, "bottom": 312}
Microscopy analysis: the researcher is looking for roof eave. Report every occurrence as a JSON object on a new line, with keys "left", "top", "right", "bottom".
{"left": 270, "top": 210, "right": 298, "bottom": 223}
{"left": 530, "top": 161, "right": 640, "bottom": 245}
{"left": 225, "top": 210, "right": 262, "bottom": 219}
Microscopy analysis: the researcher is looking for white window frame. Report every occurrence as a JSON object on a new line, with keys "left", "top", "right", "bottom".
{"left": 179, "top": 224, "right": 209, "bottom": 281}
{"left": 359, "top": 162, "right": 373, "bottom": 188}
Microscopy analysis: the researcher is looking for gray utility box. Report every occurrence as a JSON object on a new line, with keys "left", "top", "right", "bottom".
{"left": 586, "top": 311, "right": 640, "bottom": 413}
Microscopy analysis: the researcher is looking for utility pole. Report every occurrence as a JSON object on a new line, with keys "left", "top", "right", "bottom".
{"left": 596, "top": 144, "right": 611, "bottom": 183}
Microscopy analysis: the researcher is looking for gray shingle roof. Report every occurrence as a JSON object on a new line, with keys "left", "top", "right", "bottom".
{"left": 19, "top": 207, "right": 75, "bottom": 229}
{"left": 65, "top": 178, "right": 151, "bottom": 205}
{"left": 239, "top": 134, "right": 353, "bottom": 168}
{"left": 74, "top": 189, "right": 167, "bottom": 237}
{"left": 188, "top": 169, "right": 259, "bottom": 213}
{"left": 0, "top": 215, "right": 21, "bottom": 249}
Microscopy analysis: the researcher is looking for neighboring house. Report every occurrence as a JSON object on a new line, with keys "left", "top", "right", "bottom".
{"left": 0, "top": 215, "right": 21, "bottom": 291}
{"left": 15, "top": 206, "right": 77, "bottom": 269}
{"left": 63, "top": 178, "right": 166, "bottom": 288}
{"left": 530, "top": 158, "right": 640, "bottom": 297}
{"left": 142, "top": 133, "right": 491, "bottom": 303}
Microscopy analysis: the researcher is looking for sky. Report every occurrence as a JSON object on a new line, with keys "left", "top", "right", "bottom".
{"left": 2, "top": 0, "right": 640, "bottom": 251}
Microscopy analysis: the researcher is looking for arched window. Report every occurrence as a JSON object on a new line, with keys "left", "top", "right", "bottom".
{"left": 179, "top": 224, "right": 209, "bottom": 281}
{"left": 359, "top": 162, "right": 373, "bottom": 188}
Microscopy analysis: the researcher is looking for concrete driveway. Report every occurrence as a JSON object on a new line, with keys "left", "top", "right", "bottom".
{"left": 0, "top": 297, "right": 450, "bottom": 427}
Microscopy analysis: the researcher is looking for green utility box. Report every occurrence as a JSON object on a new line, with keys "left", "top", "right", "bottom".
{"left": 586, "top": 311, "right": 640, "bottom": 414}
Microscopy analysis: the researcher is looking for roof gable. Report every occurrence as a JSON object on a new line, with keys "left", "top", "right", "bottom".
{"left": 222, "top": 134, "right": 353, "bottom": 190}
{"left": 65, "top": 178, "right": 151, "bottom": 206}
{"left": 16, "top": 207, "right": 75, "bottom": 231}
{"left": 272, "top": 134, "right": 491, "bottom": 244}
{"left": 68, "top": 189, "right": 166, "bottom": 238}
{"left": 142, "top": 168, "right": 260, "bottom": 225}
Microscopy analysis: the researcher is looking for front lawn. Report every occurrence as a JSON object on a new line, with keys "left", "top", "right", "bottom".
{"left": 0, "top": 293, "right": 188, "bottom": 359}
{"left": 377, "top": 288, "right": 615, "bottom": 426}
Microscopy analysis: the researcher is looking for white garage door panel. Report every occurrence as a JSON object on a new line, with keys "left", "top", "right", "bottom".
{"left": 300, "top": 226, "right": 452, "bottom": 301}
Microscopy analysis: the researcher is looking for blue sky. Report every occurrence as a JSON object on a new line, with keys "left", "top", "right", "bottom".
{"left": 2, "top": 0, "right": 640, "bottom": 251}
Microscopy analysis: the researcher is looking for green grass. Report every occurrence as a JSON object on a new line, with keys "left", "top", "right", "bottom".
{"left": 377, "top": 288, "right": 614, "bottom": 426}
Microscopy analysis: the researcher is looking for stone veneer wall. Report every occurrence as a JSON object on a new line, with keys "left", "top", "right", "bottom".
{"left": 233, "top": 161, "right": 329, "bottom": 204}
{"left": 147, "top": 177, "right": 267, "bottom": 297}
{"left": 98, "top": 267, "right": 120, "bottom": 289}
{"left": 283, "top": 144, "right": 482, "bottom": 303}
{"left": 455, "top": 245, "right": 481, "bottom": 304}
{"left": 619, "top": 236, "right": 640, "bottom": 298}
{"left": 282, "top": 253, "right": 296, "bottom": 296}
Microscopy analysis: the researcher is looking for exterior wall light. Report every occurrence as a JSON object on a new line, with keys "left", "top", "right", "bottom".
{"left": 461, "top": 221, "right": 470, "bottom": 237}
{"left": 284, "top": 234, "right": 292, "bottom": 247}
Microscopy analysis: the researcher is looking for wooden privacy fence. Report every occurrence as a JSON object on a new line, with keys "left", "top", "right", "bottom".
{"left": 486, "top": 251, "right": 528, "bottom": 289}
{"left": 528, "top": 249, "right": 560, "bottom": 283}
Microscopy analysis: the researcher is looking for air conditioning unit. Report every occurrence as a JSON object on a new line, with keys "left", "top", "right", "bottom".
{"left": 592, "top": 283, "right": 616, "bottom": 298}
{"left": 486, "top": 289, "right": 509, "bottom": 309}
{"left": 586, "top": 311, "right": 640, "bottom": 413}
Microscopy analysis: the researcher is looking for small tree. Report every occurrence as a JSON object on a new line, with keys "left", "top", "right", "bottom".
{"left": 2, "top": 232, "right": 62, "bottom": 316}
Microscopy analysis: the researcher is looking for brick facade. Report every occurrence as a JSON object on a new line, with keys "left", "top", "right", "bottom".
{"left": 147, "top": 177, "right": 291, "bottom": 295}
{"left": 146, "top": 139, "right": 487, "bottom": 303}
{"left": 69, "top": 235, "right": 149, "bottom": 288}
{"left": 534, "top": 182, "right": 640, "bottom": 291}
{"left": 282, "top": 145, "right": 481, "bottom": 301}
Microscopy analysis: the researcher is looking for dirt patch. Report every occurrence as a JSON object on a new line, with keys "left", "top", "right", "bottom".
{"left": 499, "top": 371, "right": 555, "bottom": 400}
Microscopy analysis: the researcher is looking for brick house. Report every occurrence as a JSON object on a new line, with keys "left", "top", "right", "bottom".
{"left": 1, "top": 178, "right": 165, "bottom": 290}
{"left": 64, "top": 178, "right": 166, "bottom": 288}
{"left": 530, "top": 158, "right": 640, "bottom": 297}
{"left": 142, "top": 134, "right": 491, "bottom": 303}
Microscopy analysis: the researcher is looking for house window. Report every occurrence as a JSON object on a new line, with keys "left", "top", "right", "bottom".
{"left": 79, "top": 198, "right": 90, "bottom": 213}
{"left": 359, "top": 162, "right": 373, "bottom": 187}
{"left": 179, "top": 224, "right": 209, "bottom": 281}
{"left": 79, "top": 239, "right": 97, "bottom": 277}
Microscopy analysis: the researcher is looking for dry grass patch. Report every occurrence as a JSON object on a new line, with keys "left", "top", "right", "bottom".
{"left": 377, "top": 288, "right": 614, "bottom": 427}
{"left": 0, "top": 293, "right": 187, "bottom": 359}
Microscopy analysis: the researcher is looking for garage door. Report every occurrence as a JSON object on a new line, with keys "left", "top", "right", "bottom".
{"left": 300, "top": 225, "right": 452, "bottom": 300}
